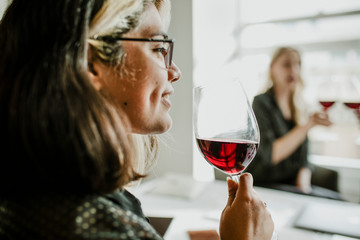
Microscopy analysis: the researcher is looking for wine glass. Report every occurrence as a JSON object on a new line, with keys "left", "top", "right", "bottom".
{"left": 317, "top": 79, "right": 337, "bottom": 113}
{"left": 194, "top": 80, "right": 278, "bottom": 240}
{"left": 319, "top": 100, "right": 336, "bottom": 112}
{"left": 193, "top": 79, "right": 260, "bottom": 182}
{"left": 342, "top": 76, "right": 360, "bottom": 121}
{"left": 344, "top": 102, "right": 360, "bottom": 120}
{"left": 341, "top": 75, "right": 360, "bottom": 144}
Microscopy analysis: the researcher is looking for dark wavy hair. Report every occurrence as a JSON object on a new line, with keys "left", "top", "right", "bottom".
{"left": 0, "top": 0, "right": 159, "bottom": 195}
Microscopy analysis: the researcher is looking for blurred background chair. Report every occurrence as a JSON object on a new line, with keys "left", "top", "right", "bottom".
{"left": 214, "top": 165, "right": 343, "bottom": 201}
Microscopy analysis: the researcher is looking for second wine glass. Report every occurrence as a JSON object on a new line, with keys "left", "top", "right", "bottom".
{"left": 193, "top": 80, "right": 260, "bottom": 182}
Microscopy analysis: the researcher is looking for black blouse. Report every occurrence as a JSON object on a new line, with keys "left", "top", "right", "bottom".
{"left": 0, "top": 189, "right": 162, "bottom": 240}
{"left": 245, "top": 90, "right": 311, "bottom": 185}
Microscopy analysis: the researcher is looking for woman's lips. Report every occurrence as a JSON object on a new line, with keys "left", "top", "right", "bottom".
{"left": 162, "top": 91, "right": 173, "bottom": 108}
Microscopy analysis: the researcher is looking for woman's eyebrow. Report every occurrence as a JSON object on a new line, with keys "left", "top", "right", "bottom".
{"left": 150, "top": 32, "right": 169, "bottom": 39}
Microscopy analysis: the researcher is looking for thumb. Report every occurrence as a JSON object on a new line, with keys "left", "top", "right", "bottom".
{"left": 226, "top": 177, "right": 238, "bottom": 207}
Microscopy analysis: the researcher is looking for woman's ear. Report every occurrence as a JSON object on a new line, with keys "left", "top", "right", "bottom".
{"left": 87, "top": 47, "right": 103, "bottom": 91}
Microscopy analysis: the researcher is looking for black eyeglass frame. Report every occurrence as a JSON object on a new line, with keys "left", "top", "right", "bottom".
{"left": 98, "top": 37, "right": 174, "bottom": 69}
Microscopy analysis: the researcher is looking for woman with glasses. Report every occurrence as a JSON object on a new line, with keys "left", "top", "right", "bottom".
{"left": 0, "top": 0, "right": 273, "bottom": 239}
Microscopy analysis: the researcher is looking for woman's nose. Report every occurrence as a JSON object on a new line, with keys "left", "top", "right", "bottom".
{"left": 168, "top": 61, "right": 181, "bottom": 83}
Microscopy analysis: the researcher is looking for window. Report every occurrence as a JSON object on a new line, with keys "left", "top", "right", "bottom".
{"left": 193, "top": 0, "right": 360, "bottom": 181}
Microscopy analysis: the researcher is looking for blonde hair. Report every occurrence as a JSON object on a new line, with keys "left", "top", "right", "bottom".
{"left": 153, "top": 0, "right": 171, "bottom": 30}
{"left": 264, "top": 47, "right": 306, "bottom": 125}
{"left": 88, "top": 0, "right": 171, "bottom": 65}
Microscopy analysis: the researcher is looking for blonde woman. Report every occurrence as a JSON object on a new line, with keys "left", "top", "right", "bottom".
{"left": 0, "top": 0, "right": 274, "bottom": 239}
{"left": 246, "top": 47, "right": 342, "bottom": 199}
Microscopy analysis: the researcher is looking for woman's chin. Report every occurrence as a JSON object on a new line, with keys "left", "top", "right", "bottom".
{"left": 132, "top": 118, "right": 172, "bottom": 135}
{"left": 155, "top": 118, "right": 173, "bottom": 134}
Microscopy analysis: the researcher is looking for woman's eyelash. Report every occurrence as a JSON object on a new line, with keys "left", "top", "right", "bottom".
{"left": 154, "top": 47, "right": 167, "bottom": 55}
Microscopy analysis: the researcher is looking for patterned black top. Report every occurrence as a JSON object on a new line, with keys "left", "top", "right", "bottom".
{"left": 245, "top": 89, "right": 311, "bottom": 185}
{"left": 0, "top": 189, "right": 162, "bottom": 239}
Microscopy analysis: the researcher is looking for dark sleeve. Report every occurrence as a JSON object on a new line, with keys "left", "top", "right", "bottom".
{"left": 0, "top": 193, "right": 163, "bottom": 240}
{"left": 76, "top": 195, "right": 163, "bottom": 240}
{"left": 245, "top": 95, "right": 277, "bottom": 182}
{"left": 105, "top": 189, "right": 147, "bottom": 220}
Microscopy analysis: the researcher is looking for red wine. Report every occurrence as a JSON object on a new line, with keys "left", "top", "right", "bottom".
{"left": 196, "top": 138, "right": 258, "bottom": 175}
{"left": 319, "top": 101, "right": 335, "bottom": 111}
{"left": 343, "top": 102, "right": 360, "bottom": 110}
{"left": 344, "top": 102, "right": 360, "bottom": 120}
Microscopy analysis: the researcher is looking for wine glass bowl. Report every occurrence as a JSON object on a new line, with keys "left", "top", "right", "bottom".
{"left": 340, "top": 76, "right": 360, "bottom": 123}
{"left": 193, "top": 80, "right": 260, "bottom": 181}
{"left": 319, "top": 101, "right": 335, "bottom": 112}
{"left": 343, "top": 102, "right": 360, "bottom": 120}
{"left": 316, "top": 79, "right": 338, "bottom": 113}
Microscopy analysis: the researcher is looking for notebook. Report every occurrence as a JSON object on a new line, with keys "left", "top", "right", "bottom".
{"left": 294, "top": 201, "right": 360, "bottom": 239}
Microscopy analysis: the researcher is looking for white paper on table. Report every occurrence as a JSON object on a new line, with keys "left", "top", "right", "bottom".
{"left": 147, "top": 173, "right": 208, "bottom": 199}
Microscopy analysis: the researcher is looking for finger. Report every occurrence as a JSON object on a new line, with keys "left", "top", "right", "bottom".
{"left": 238, "top": 173, "right": 253, "bottom": 191}
{"left": 235, "top": 173, "right": 254, "bottom": 201}
{"left": 322, "top": 121, "right": 332, "bottom": 126}
{"left": 313, "top": 113, "right": 332, "bottom": 126}
{"left": 317, "top": 118, "right": 332, "bottom": 126}
{"left": 226, "top": 177, "right": 238, "bottom": 207}
{"left": 266, "top": 210, "right": 276, "bottom": 237}
{"left": 316, "top": 112, "right": 328, "bottom": 118}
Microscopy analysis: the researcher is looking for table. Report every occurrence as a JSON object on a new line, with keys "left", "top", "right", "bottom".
{"left": 130, "top": 174, "right": 360, "bottom": 240}
{"left": 309, "top": 154, "right": 360, "bottom": 203}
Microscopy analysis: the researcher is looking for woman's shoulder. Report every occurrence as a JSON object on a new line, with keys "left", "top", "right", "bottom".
{"left": 253, "top": 91, "right": 275, "bottom": 107}
{"left": 254, "top": 90, "right": 273, "bottom": 101}
{"left": 0, "top": 191, "right": 162, "bottom": 240}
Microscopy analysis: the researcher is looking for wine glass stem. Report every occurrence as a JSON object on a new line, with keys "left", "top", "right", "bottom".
{"left": 231, "top": 174, "right": 240, "bottom": 183}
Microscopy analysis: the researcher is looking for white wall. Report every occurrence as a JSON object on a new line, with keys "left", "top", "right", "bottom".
{"left": 0, "top": 0, "right": 9, "bottom": 18}
{"left": 146, "top": 0, "right": 194, "bottom": 179}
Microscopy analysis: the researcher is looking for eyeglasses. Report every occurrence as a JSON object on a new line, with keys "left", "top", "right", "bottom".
{"left": 119, "top": 38, "right": 174, "bottom": 69}
{"left": 95, "top": 36, "right": 174, "bottom": 69}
